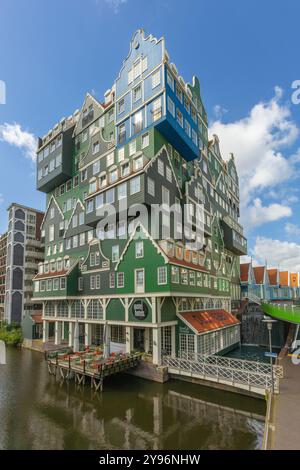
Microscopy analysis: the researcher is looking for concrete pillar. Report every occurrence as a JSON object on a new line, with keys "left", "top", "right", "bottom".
{"left": 126, "top": 326, "right": 133, "bottom": 354}
{"left": 42, "top": 320, "right": 49, "bottom": 343}
{"left": 171, "top": 325, "right": 176, "bottom": 357}
{"left": 68, "top": 322, "right": 74, "bottom": 347}
{"left": 152, "top": 327, "right": 161, "bottom": 365}
{"left": 85, "top": 323, "right": 92, "bottom": 347}
{"left": 103, "top": 323, "right": 111, "bottom": 358}
{"left": 54, "top": 321, "right": 62, "bottom": 345}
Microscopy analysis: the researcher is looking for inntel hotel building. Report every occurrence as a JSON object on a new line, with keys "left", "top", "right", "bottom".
{"left": 33, "top": 29, "right": 247, "bottom": 365}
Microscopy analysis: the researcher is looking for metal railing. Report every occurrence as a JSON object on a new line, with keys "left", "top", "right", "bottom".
{"left": 163, "top": 354, "right": 283, "bottom": 393}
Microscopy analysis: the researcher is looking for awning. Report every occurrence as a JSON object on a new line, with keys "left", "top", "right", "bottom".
{"left": 179, "top": 309, "right": 240, "bottom": 334}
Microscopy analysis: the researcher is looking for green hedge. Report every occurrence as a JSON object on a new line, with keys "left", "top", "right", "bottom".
{"left": 0, "top": 323, "right": 22, "bottom": 346}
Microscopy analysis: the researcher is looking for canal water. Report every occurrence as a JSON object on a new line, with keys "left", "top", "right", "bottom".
{"left": 0, "top": 348, "right": 265, "bottom": 450}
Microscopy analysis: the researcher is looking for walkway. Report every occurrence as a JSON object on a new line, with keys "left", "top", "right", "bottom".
{"left": 269, "top": 356, "right": 300, "bottom": 449}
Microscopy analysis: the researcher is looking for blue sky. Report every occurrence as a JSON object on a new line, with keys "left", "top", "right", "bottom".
{"left": 1, "top": 0, "right": 300, "bottom": 270}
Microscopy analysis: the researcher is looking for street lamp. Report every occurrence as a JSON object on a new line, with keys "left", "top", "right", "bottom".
{"left": 262, "top": 316, "right": 277, "bottom": 394}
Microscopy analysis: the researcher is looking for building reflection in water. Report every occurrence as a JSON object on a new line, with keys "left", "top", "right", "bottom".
{"left": 0, "top": 349, "right": 265, "bottom": 450}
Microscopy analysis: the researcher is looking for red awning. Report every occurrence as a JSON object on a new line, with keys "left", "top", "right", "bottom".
{"left": 179, "top": 309, "right": 240, "bottom": 334}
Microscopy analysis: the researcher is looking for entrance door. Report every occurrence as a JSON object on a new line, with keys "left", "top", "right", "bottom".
{"left": 134, "top": 328, "right": 145, "bottom": 351}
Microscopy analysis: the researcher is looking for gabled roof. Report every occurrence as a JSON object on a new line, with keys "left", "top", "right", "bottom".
{"left": 279, "top": 271, "right": 289, "bottom": 287}
{"left": 40, "top": 195, "right": 64, "bottom": 230}
{"left": 267, "top": 268, "right": 279, "bottom": 286}
{"left": 253, "top": 266, "right": 265, "bottom": 284}
{"left": 240, "top": 263, "right": 250, "bottom": 283}
{"left": 178, "top": 309, "right": 240, "bottom": 335}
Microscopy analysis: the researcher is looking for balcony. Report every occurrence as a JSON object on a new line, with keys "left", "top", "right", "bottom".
{"left": 221, "top": 219, "right": 247, "bottom": 256}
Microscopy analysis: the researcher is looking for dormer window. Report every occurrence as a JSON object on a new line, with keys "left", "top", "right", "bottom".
{"left": 99, "top": 173, "right": 107, "bottom": 189}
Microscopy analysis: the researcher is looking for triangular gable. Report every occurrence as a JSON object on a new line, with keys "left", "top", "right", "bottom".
{"left": 114, "top": 222, "right": 168, "bottom": 271}
{"left": 64, "top": 199, "right": 85, "bottom": 237}
{"left": 41, "top": 195, "right": 64, "bottom": 230}
{"left": 73, "top": 93, "right": 103, "bottom": 137}
{"left": 81, "top": 238, "right": 110, "bottom": 272}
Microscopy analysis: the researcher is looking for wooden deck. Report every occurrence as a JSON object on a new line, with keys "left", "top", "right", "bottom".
{"left": 47, "top": 350, "right": 142, "bottom": 391}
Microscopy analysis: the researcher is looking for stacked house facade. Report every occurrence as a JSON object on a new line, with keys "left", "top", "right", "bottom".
{"left": 4, "top": 203, "right": 44, "bottom": 324}
{"left": 240, "top": 262, "right": 300, "bottom": 302}
{"left": 0, "top": 231, "right": 8, "bottom": 320}
{"left": 33, "top": 30, "right": 247, "bottom": 363}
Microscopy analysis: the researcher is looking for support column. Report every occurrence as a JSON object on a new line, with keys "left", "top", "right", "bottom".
{"left": 54, "top": 321, "right": 62, "bottom": 345}
{"left": 126, "top": 326, "right": 133, "bottom": 354}
{"left": 42, "top": 320, "right": 49, "bottom": 343}
{"left": 144, "top": 328, "right": 150, "bottom": 354}
{"left": 85, "top": 323, "right": 92, "bottom": 347}
{"left": 152, "top": 327, "right": 161, "bottom": 365}
{"left": 68, "top": 322, "right": 74, "bottom": 347}
{"left": 171, "top": 325, "right": 176, "bottom": 357}
{"left": 103, "top": 323, "right": 111, "bottom": 358}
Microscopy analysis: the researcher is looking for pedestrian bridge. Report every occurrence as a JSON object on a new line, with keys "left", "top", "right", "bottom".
{"left": 243, "top": 291, "right": 300, "bottom": 325}
{"left": 162, "top": 353, "right": 283, "bottom": 396}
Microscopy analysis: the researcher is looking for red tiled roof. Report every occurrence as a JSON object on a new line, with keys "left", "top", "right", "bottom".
{"left": 267, "top": 269, "right": 278, "bottom": 285}
{"left": 179, "top": 309, "right": 240, "bottom": 334}
{"left": 34, "top": 269, "right": 68, "bottom": 280}
{"left": 279, "top": 271, "right": 289, "bottom": 287}
{"left": 240, "top": 263, "right": 250, "bottom": 282}
{"left": 253, "top": 266, "right": 265, "bottom": 284}
{"left": 168, "top": 257, "right": 208, "bottom": 272}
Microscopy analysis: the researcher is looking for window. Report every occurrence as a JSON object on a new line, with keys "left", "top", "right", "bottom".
{"left": 95, "top": 275, "right": 101, "bottom": 289}
{"left": 142, "top": 56, "right": 148, "bottom": 72}
{"left": 119, "top": 124, "right": 126, "bottom": 144}
{"left": 66, "top": 238, "right": 71, "bottom": 250}
{"left": 135, "top": 241, "right": 144, "bottom": 258}
{"left": 135, "top": 268, "right": 145, "bottom": 293}
{"left": 184, "top": 97, "right": 190, "bottom": 114}
{"left": 129, "top": 140, "right": 136, "bottom": 156}
{"left": 50, "top": 207, "right": 55, "bottom": 219}
{"left": 134, "top": 156, "right": 143, "bottom": 171}
{"left": 89, "top": 179, "right": 97, "bottom": 194}
{"left": 167, "top": 96, "right": 175, "bottom": 117}
{"left": 121, "top": 162, "right": 130, "bottom": 177}
{"left": 141, "top": 132, "right": 149, "bottom": 149}
{"left": 90, "top": 276, "right": 95, "bottom": 290}
{"left": 128, "top": 68, "right": 133, "bottom": 84}
{"left": 158, "top": 266, "right": 167, "bottom": 285}
{"left": 92, "top": 141, "right": 99, "bottom": 155}
{"left": 49, "top": 224, "right": 54, "bottom": 242}
{"left": 147, "top": 177, "right": 155, "bottom": 196}
{"left": 109, "top": 273, "right": 115, "bottom": 288}
{"left": 79, "top": 232, "right": 85, "bottom": 246}
{"left": 118, "top": 147, "right": 125, "bottom": 162}
{"left": 167, "top": 70, "right": 174, "bottom": 90}
{"left": 95, "top": 193, "right": 104, "bottom": 209}
{"left": 60, "top": 278, "right": 66, "bottom": 290}
{"left": 87, "top": 230, "right": 93, "bottom": 242}
{"left": 78, "top": 277, "right": 83, "bottom": 291}
{"left": 81, "top": 169, "right": 87, "bottom": 182}
{"left": 166, "top": 166, "right": 172, "bottom": 183}
{"left": 171, "top": 266, "right": 179, "bottom": 283}
{"left": 158, "top": 159, "right": 164, "bottom": 176}
{"left": 118, "top": 98, "right": 125, "bottom": 114}
{"left": 177, "top": 109, "right": 183, "bottom": 127}
{"left": 53, "top": 279, "right": 59, "bottom": 291}
{"left": 109, "top": 168, "right": 118, "bottom": 183}
{"left": 192, "top": 129, "right": 198, "bottom": 146}
{"left": 82, "top": 129, "right": 88, "bottom": 142}
{"left": 133, "top": 110, "right": 143, "bottom": 134}
{"left": 118, "top": 221, "right": 126, "bottom": 237}
{"left": 79, "top": 212, "right": 84, "bottom": 225}
{"left": 152, "top": 70, "right": 160, "bottom": 89}
{"left": 99, "top": 174, "right": 107, "bottom": 188}
{"left": 191, "top": 107, "right": 197, "bottom": 123}
{"left": 130, "top": 176, "right": 140, "bottom": 195}
{"left": 185, "top": 120, "right": 191, "bottom": 137}
{"left": 108, "top": 108, "right": 114, "bottom": 123}
{"left": 133, "top": 59, "right": 142, "bottom": 80}
{"left": 152, "top": 98, "right": 162, "bottom": 122}
{"left": 93, "top": 160, "right": 100, "bottom": 175}
{"left": 112, "top": 245, "right": 119, "bottom": 262}
{"left": 176, "top": 84, "right": 183, "bottom": 102}
{"left": 162, "top": 186, "right": 170, "bottom": 205}
{"left": 86, "top": 200, "right": 94, "bottom": 213}
{"left": 118, "top": 182, "right": 127, "bottom": 200}
{"left": 72, "top": 214, "right": 78, "bottom": 228}
{"left": 133, "top": 84, "right": 142, "bottom": 102}
{"left": 106, "top": 188, "right": 114, "bottom": 204}
{"left": 73, "top": 235, "right": 78, "bottom": 248}
{"left": 117, "top": 272, "right": 124, "bottom": 288}
{"left": 106, "top": 152, "right": 114, "bottom": 167}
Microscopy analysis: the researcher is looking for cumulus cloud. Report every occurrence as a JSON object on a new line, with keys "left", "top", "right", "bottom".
{"left": 0, "top": 122, "right": 37, "bottom": 161}
{"left": 246, "top": 198, "right": 292, "bottom": 228}
{"left": 285, "top": 222, "right": 300, "bottom": 238}
{"left": 213, "top": 104, "right": 228, "bottom": 120}
{"left": 209, "top": 87, "right": 299, "bottom": 229}
{"left": 252, "top": 236, "right": 300, "bottom": 272}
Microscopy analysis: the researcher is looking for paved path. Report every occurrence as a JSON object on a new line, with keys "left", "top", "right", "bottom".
{"left": 269, "top": 356, "right": 300, "bottom": 449}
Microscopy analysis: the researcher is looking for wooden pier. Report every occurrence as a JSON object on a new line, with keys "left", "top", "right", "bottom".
{"left": 46, "top": 350, "right": 142, "bottom": 392}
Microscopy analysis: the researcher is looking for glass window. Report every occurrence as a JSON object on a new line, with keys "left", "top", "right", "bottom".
{"left": 106, "top": 152, "right": 114, "bottom": 167}
{"left": 118, "top": 147, "right": 125, "bottom": 162}
{"left": 152, "top": 70, "right": 160, "bottom": 89}
{"left": 152, "top": 97, "right": 162, "bottom": 122}
{"left": 158, "top": 266, "right": 167, "bottom": 285}
{"left": 177, "top": 109, "right": 183, "bottom": 127}
{"left": 167, "top": 70, "right": 174, "bottom": 91}
{"left": 112, "top": 245, "right": 119, "bottom": 262}
{"left": 135, "top": 241, "right": 144, "bottom": 258}
{"left": 117, "top": 272, "right": 124, "bottom": 288}
{"left": 130, "top": 176, "right": 140, "bottom": 195}
{"left": 147, "top": 177, "right": 155, "bottom": 196}
{"left": 133, "top": 84, "right": 142, "bottom": 102}
{"left": 129, "top": 140, "right": 136, "bottom": 156}
{"left": 118, "top": 98, "right": 125, "bottom": 114}
{"left": 167, "top": 96, "right": 175, "bottom": 117}
{"left": 118, "top": 182, "right": 127, "bottom": 200}
{"left": 141, "top": 132, "right": 149, "bottom": 149}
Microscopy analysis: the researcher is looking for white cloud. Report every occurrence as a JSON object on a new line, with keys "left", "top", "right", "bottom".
{"left": 98, "top": 0, "right": 127, "bottom": 14}
{"left": 213, "top": 104, "right": 228, "bottom": 120}
{"left": 246, "top": 198, "right": 292, "bottom": 228}
{"left": 209, "top": 88, "right": 299, "bottom": 229}
{"left": 252, "top": 236, "right": 300, "bottom": 272}
{"left": 0, "top": 123, "right": 37, "bottom": 161}
{"left": 285, "top": 222, "right": 300, "bottom": 237}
